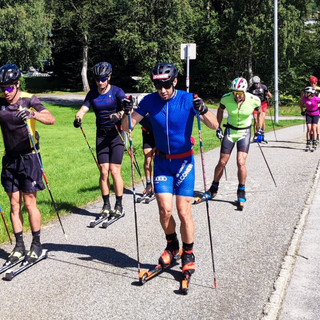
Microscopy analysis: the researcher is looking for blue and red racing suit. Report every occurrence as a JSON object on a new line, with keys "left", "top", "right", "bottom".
{"left": 136, "top": 90, "right": 197, "bottom": 196}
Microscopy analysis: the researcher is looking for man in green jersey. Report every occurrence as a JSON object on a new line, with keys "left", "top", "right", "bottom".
{"left": 206, "top": 77, "right": 261, "bottom": 207}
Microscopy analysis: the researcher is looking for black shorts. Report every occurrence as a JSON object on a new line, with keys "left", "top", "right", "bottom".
{"left": 306, "top": 114, "right": 319, "bottom": 125}
{"left": 96, "top": 128, "right": 124, "bottom": 164}
{"left": 1, "top": 153, "right": 45, "bottom": 193}
{"left": 142, "top": 130, "right": 155, "bottom": 149}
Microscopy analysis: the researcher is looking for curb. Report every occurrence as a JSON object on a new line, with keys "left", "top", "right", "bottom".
{"left": 262, "top": 159, "right": 320, "bottom": 319}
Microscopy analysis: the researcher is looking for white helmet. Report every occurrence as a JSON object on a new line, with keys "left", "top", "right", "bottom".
{"left": 231, "top": 77, "right": 248, "bottom": 92}
{"left": 252, "top": 76, "right": 260, "bottom": 84}
{"left": 305, "top": 86, "right": 316, "bottom": 94}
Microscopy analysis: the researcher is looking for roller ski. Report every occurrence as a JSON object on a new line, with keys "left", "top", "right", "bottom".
{"left": 144, "top": 193, "right": 155, "bottom": 204}
{"left": 181, "top": 250, "right": 195, "bottom": 295}
{"left": 136, "top": 184, "right": 154, "bottom": 204}
{"left": 305, "top": 140, "right": 311, "bottom": 152}
{"left": 236, "top": 185, "right": 246, "bottom": 211}
{"left": 88, "top": 205, "right": 111, "bottom": 228}
{"left": 4, "top": 243, "right": 48, "bottom": 281}
{"left": 193, "top": 182, "right": 218, "bottom": 204}
{"left": 101, "top": 204, "right": 125, "bottom": 228}
{"left": 139, "top": 248, "right": 183, "bottom": 285}
{"left": 0, "top": 245, "right": 26, "bottom": 274}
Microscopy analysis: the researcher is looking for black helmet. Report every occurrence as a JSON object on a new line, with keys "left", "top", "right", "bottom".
{"left": 93, "top": 62, "right": 112, "bottom": 79}
{"left": 151, "top": 62, "right": 178, "bottom": 83}
{"left": 0, "top": 64, "right": 21, "bottom": 85}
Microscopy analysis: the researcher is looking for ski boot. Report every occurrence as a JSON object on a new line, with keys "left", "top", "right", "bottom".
{"left": 89, "top": 204, "right": 111, "bottom": 227}
{"left": 111, "top": 203, "right": 125, "bottom": 219}
{"left": 139, "top": 241, "right": 181, "bottom": 284}
{"left": 4, "top": 243, "right": 25, "bottom": 266}
{"left": 305, "top": 140, "right": 311, "bottom": 152}
{"left": 237, "top": 185, "right": 246, "bottom": 211}
{"left": 181, "top": 250, "right": 195, "bottom": 295}
{"left": 144, "top": 184, "right": 155, "bottom": 204}
{"left": 194, "top": 182, "right": 219, "bottom": 204}
{"left": 137, "top": 183, "right": 153, "bottom": 203}
{"left": 25, "top": 242, "right": 43, "bottom": 264}
{"left": 312, "top": 139, "right": 317, "bottom": 151}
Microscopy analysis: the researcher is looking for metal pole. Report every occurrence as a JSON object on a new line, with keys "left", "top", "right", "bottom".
{"left": 274, "top": 0, "right": 279, "bottom": 123}
{"left": 186, "top": 45, "right": 190, "bottom": 92}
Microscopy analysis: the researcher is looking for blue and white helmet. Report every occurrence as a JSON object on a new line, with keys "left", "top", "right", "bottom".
{"left": 231, "top": 77, "right": 248, "bottom": 92}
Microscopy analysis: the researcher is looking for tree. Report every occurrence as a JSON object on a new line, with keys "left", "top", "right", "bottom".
{"left": 112, "top": 0, "right": 195, "bottom": 92}
{"left": 0, "top": 0, "right": 53, "bottom": 70}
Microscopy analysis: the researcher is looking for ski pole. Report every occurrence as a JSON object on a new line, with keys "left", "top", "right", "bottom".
{"left": 257, "top": 142, "right": 277, "bottom": 187}
{"left": 22, "top": 117, "right": 68, "bottom": 240}
{"left": 218, "top": 138, "right": 228, "bottom": 181}
{"left": 80, "top": 125, "right": 100, "bottom": 170}
{"left": 0, "top": 204, "right": 12, "bottom": 244}
{"left": 268, "top": 100, "right": 277, "bottom": 141}
{"left": 127, "top": 102, "right": 141, "bottom": 274}
{"left": 194, "top": 94, "right": 217, "bottom": 288}
{"left": 114, "top": 125, "right": 145, "bottom": 189}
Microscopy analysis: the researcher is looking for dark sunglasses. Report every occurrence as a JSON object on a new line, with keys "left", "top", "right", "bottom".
{"left": 0, "top": 86, "right": 15, "bottom": 93}
{"left": 95, "top": 77, "right": 108, "bottom": 83}
{"left": 154, "top": 81, "right": 172, "bottom": 90}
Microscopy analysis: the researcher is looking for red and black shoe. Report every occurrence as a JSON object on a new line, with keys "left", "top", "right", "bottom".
{"left": 181, "top": 250, "right": 195, "bottom": 295}
{"left": 158, "top": 246, "right": 181, "bottom": 268}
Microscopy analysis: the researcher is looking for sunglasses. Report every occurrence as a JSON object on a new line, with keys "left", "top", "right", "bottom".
{"left": 233, "top": 91, "right": 244, "bottom": 95}
{"left": 95, "top": 77, "right": 108, "bottom": 83}
{"left": 0, "top": 86, "right": 15, "bottom": 93}
{"left": 154, "top": 81, "right": 172, "bottom": 90}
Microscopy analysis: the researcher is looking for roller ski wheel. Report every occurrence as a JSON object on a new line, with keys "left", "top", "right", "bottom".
{"left": 181, "top": 272, "right": 191, "bottom": 295}
{"left": 237, "top": 186, "right": 246, "bottom": 211}
{"left": 144, "top": 194, "right": 155, "bottom": 204}
{"left": 136, "top": 195, "right": 145, "bottom": 203}
{"left": 181, "top": 250, "right": 195, "bottom": 295}
{"left": 101, "top": 209, "right": 125, "bottom": 228}
{"left": 89, "top": 207, "right": 111, "bottom": 227}
{"left": 138, "top": 248, "right": 182, "bottom": 285}
{"left": 237, "top": 201, "right": 245, "bottom": 211}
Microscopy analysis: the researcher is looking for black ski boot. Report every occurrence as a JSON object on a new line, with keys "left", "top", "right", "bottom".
{"left": 181, "top": 250, "right": 195, "bottom": 295}
{"left": 25, "top": 242, "right": 43, "bottom": 264}
{"left": 112, "top": 203, "right": 124, "bottom": 218}
{"left": 305, "top": 140, "right": 311, "bottom": 152}
{"left": 100, "top": 203, "right": 111, "bottom": 217}
{"left": 5, "top": 243, "right": 25, "bottom": 266}
{"left": 313, "top": 139, "right": 317, "bottom": 151}
{"left": 237, "top": 185, "right": 246, "bottom": 211}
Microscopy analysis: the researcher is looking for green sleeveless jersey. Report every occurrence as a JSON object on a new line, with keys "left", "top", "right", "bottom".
{"left": 220, "top": 92, "right": 261, "bottom": 128}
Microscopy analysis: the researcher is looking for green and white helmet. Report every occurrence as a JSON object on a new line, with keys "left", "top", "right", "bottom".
{"left": 231, "top": 77, "right": 248, "bottom": 92}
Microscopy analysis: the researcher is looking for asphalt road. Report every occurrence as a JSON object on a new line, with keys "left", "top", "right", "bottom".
{"left": 0, "top": 123, "right": 318, "bottom": 320}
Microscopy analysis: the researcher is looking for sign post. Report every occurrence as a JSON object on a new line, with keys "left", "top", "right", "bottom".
{"left": 181, "top": 43, "right": 196, "bottom": 92}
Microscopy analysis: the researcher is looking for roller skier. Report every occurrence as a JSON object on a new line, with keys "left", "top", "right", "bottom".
{"left": 195, "top": 77, "right": 261, "bottom": 210}
{"left": 0, "top": 63, "right": 55, "bottom": 271}
{"left": 122, "top": 62, "right": 219, "bottom": 293}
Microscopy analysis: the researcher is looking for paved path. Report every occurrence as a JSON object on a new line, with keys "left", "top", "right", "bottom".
{"left": 0, "top": 123, "right": 319, "bottom": 320}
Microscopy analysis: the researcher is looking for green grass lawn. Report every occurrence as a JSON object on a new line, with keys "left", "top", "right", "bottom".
{"left": 0, "top": 103, "right": 304, "bottom": 243}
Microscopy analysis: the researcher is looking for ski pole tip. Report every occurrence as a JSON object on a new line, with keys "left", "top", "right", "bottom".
{"left": 64, "top": 234, "right": 69, "bottom": 241}
{"left": 214, "top": 280, "right": 217, "bottom": 288}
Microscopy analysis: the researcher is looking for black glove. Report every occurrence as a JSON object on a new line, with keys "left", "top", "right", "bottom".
{"left": 73, "top": 117, "right": 82, "bottom": 128}
{"left": 216, "top": 127, "right": 224, "bottom": 140}
{"left": 122, "top": 96, "right": 133, "bottom": 115}
{"left": 301, "top": 110, "right": 306, "bottom": 116}
{"left": 109, "top": 113, "right": 120, "bottom": 124}
{"left": 16, "top": 108, "right": 35, "bottom": 121}
{"left": 193, "top": 95, "right": 208, "bottom": 115}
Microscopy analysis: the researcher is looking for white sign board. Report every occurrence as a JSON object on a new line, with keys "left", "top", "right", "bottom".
{"left": 180, "top": 43, "right": 196, "bottom": 60}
